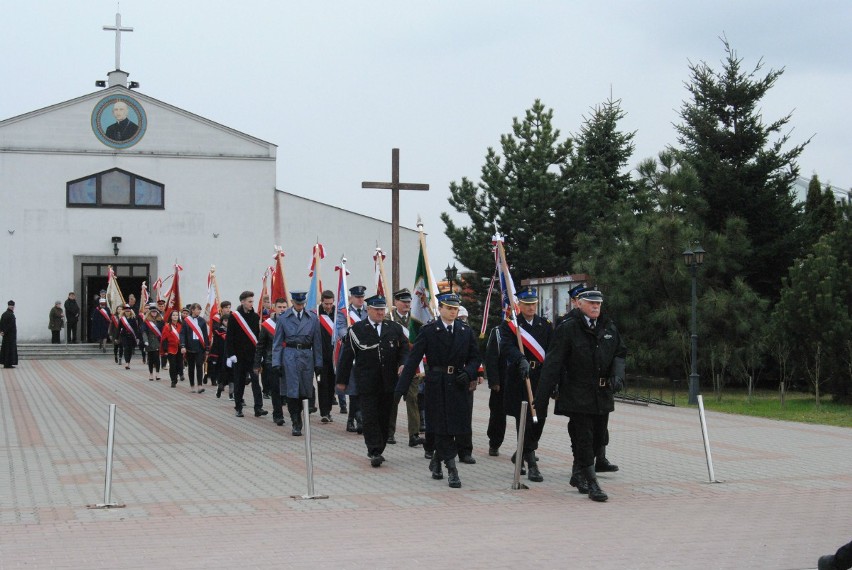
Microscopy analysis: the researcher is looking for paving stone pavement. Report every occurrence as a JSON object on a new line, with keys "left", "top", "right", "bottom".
{"left": 1, "top": 359, "right": 850, "bottom": 569}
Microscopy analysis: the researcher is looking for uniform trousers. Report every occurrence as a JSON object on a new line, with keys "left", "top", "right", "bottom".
{"left": 568, "top": 412, "right": 609, "bottom": 459}
{"left": 360, "top": 389, "right": 394, "bottom": 456}
{"left": 514, "top": 413, "right": 545, "bottom": 454}
{"left": 487, "top": 388, "right": 506, "bottom": 449}
{"left": 567, "top": 412, "right": 609, "bottom": 468}
{"left": 185, "top": 351, "right": 204, "bottom": 387}
{"left": 317, "top": 362, "right": 336, "bottom": 417}
{"left": 166, "top": 353, "right": 181, "bottom": 384}
{"left": 121, "top": 337, "right": 135, "bottom": 364}
{"left": 147, "top": 350, "right": 160, "bottom": 374}
{"left": 232, "top": 360, "right": 262, "bottom": 412}
{"left": 435, "top": 434, "right": 465, "bottom": 464}
{"left": 405, "top": 376, "right": 422, "bottom": 437}
{"left": 265, "top": 366, "right": 284, "bottom": 421}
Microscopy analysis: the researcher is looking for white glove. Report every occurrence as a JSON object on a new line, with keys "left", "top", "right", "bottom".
{"left": 226, "top": 355, "right": 237, "bottom": 368}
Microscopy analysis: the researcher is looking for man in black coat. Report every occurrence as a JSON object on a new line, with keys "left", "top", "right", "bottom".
{"left": 316, "top": 290, "right": 337, "bottom": 423}
{"left": 0, "top": 301, "right": 18, "bottom": 368}
{"left": 396, "top": 293, "right": 481, "bottom": 488}
{"left": 254, "top": 297, "right": 288, "bottom": 426}
{"left": 337, "top": 295, "right": 409, "bottom": 467}
{"left": 484, "top": 325, "right": 507, "bottom": 457}
{"left": 499, "top": 287, "right": 553, "bottom": 482}
{"left": 225, "top": 291, "right": 268, "bottom": 418}
{"left": 535, "top": 289, "right": 626, "bottom": 502}
{"left": 64, "top": 292, "right": 80, "bottom": 343}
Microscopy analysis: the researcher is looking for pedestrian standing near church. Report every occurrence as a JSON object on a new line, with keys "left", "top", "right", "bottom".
{"left": 272, "top": 292, "right": 323, "bottom": 436}
{"left": 64, "top": 292, "right": 80, "bottom": 343}
{"left": 535, "top": 288, "right": 626, "bottom": 502}
{"left": 90, "top": 298, "right": 111, "bottom": 351}
{"left": 337, "top": 295, "right": 409, "bottom": 467}
{"left": 141, "top": 305, "right": 163, "bottom": 381}
{"left": 396, "top": 293, "right": 481, "bottom": 488}
{"left": 180, "top": 303, "right": 208, "bottom": 394}
{"left": 0, "top": 301, "right": 18, "bottom": 368}
{"left": 48, "top": 301, "right": 64, "bottom": 344}
{"left": 118, "top": 305, "right": 138, "bottom": 370}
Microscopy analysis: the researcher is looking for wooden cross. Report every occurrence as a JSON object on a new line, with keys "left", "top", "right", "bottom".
{"left": 362, "top": 148, "right": 429, "bottom": 293}
{"left": 103, "top": 12, "right": 133, "bottom": 70}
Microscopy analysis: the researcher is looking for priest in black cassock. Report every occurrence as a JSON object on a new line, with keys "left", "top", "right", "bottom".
{"left": 1, "top": 300, "right": 18, "bottom": 368}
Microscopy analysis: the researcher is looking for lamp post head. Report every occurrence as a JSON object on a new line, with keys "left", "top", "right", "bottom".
{"left": 693, "top": 244, "right": 706, "bottom": 266}
{"left": 682, "top": 247, "right": 694, "bottom": 267}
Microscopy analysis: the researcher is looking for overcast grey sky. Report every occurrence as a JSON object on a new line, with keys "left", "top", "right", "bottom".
{"left": 2, "top": 1, "right": 850, "bottom": 271}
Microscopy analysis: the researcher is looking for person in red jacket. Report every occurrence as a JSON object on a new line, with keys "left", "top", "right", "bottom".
{"left": 161, "top": 310, "right": 183, "bottom": 387}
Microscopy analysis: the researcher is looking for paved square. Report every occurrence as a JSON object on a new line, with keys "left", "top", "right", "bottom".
{"left": 1, "top": 359, "right": 850, "bottom": 569}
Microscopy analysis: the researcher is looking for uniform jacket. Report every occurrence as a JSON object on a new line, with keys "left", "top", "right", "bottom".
{"left": 336, "top": 318, "right": 409, "bottom": 395}
{"left": 483, "top": 326, "right": 506, "bottom": 390}
{"left": 272, "top": 308, "right": 323, "bottom": 399}
{"left": 499, "top": 315, "right": 553, "bottom": 418}
{"left": 535, "top": 308, "right": 627, "bottom": 417}
{"left": 225, "top": 306, "right": 259, "bottom": 362}
{"left": 118, "top": 316, "right": 139, "bottom": 342}
{"left": 397, "top": 318, "right": 481, "bottom": 435}
{"left": 253, "top": 313, "right": 279, "bottom": 369}
{"left": 160, "top": 322, "right": 182, "bottom": 356}
{"left": 90, "top": 306, "right": 111, "bottom": 341}
{"left": 179, "top": 316, "right": 209, "bottom": 353}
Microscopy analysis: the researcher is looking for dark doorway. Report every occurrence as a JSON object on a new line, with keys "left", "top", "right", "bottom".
{"left": 81, "top": 263, "right": 150, "bottom": 342}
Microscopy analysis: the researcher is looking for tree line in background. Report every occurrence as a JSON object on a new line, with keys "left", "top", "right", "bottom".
{"left": 442, "top": 39, "right": 852, "bottom": 405}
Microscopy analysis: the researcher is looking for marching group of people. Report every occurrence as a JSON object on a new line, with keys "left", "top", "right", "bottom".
{"left": 80, "top": 279, "right": 627, "bottom": 500}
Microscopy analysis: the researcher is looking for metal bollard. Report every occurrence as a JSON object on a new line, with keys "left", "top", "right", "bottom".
{"left": 511, "top": 401, "right": 529, "bottom": 490}
{"left": 88, "top": 404, "right": 125, "bottom": 509}
{"left": 291, "top": 398, "right": 328, "bottom": 500}
{"left": 697, "top": 395, "right": 722, "bottom": 483}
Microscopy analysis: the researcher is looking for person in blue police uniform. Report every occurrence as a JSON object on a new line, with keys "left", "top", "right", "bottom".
{"left": 499, "top": 287, "right": 553, "bottom": 482}
{"left": 272, "top": 291, "right": 323, "bottom": 436}
{"left": 535, "top": 288, "right": 626, "bottom": 502}
{"left": 396, "top": 293, "right": 481, "bottom": 489}
{"left": 336, "top": 295, "right": 409, "bottom": 468}
{"left": 342, "top": 285, "right": 368, "bottom": 433}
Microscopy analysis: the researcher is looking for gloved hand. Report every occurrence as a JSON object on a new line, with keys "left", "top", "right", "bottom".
{"left": 226, "top": 355, "right": 237, "bottom": 368}
{"left": 517, "top": 358, "right": 530, "bottom": 378}
{"left": 144, "top": 342, "right": 149, "bottom": 347}
{"left": 454, "top": 371, "right": 470, "bottom": 389}
{"left": 610, "top": 376, "right": 624, "bottom": 394}
{"left": 314, "top": 366, "right": 323, "bottom": 377}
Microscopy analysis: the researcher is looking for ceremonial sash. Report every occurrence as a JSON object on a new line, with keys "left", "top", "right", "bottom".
{"left": 231, "top": 310, "right": 258, "bottom": 346}
{"left": 145, "top": 320, "right": 162, "bottom": 339}
{"left": 349, "top": 307, "right": 363, "bottom": 323}
{"left": 163, "top": 324, "right": 180, "bottom": 351}
{"left": 120, "top": 316, "right": 137, "bottom": 340}
{"left": 184, "top": 317, "right": 207, "bottom": 349}
{"left": 319, "top": 314, "right": 334, "bottom": 336}
{"left": 97, "top": 307, "right": 111, "bottom": 324}
{"left": 261, "top": 317, "right": 277, "bottom": 337}
{"left": 506, "top": 320, "right": 545, "bottom": 363}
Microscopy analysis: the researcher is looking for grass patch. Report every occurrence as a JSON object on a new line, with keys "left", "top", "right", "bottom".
{"left": 671, "top": 389, "right": 852, "bottom": 428}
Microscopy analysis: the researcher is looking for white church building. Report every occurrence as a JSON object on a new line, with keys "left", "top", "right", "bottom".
{"left": 0, "top": 24, "right": 420, "bottom": 341}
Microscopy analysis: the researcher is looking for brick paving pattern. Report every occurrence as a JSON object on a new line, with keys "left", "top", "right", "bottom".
{"left": 1, "top": 359, "right": 850, "bottom": 569}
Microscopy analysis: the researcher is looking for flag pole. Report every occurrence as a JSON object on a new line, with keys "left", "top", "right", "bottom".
{"left": 416, "top": 218, "right": 439, "bottom": 317}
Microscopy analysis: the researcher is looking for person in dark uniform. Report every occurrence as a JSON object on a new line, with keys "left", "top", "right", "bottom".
{"left": 484, "top": 324, "right": 507, "bottom": 457}
{"left": 255, "top": 298, "right": 288, "bottom": 426}
{"left": 316, "top": 290, "right": 338, "bottom": 423}
{"left": 337, "top": 295, "right": 409, "bottom": 467}
{"left": 396, "top": 293, "right": 481, "bottom": 488}
{"left": 64, "top": 292, "right": 80, "bottom": 343}
{"left": 385, "top": 288, "right": 423, "bottom": 447}
{"left": 500, "top": 287, "right": 553, "bottom": 482}
{"left": 90, "top": 298, "right": 111, "bottom": 351}
{"left": 117, "top": 305, "right": 139, "bottom": 370}
{"left": 535, "top": 289, "right": 626, "bottom": 502}
{"left": 455, "top": 305, "right": 479, "bottom": 464}
{"left": 271, "top": 291, "right": 323, "bottom": 436}
{"left": 225, "top": 291, "right": 267, "bottom": 419}
{"left": 343, "top": 285, "right": 368, "bottom": 433}
{"left": 180, "top": 303, "right": 209, "bottom": 393}
{"left": 0, "top": 301, "right": 18, "bottom": 368}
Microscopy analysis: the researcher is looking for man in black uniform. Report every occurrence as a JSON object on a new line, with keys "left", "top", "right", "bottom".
{"left": 484, "top": 324, "right": 507, "bottom": 457}
{"left": 535, "top": 289, "right": 626, "bottom": 502}
{"left": 225, "top": 291, "right": 268, "bottom": 419}
{"left": 499, "top": 287, "right": 553, "bottom": 482}
{"left": 254, "top": 297, "right": 288, "bottom": 426}
{"left": 316, "top": 290, "right": 338, "bottom": 423}
{"left": 336, "top": 295, "right": 409, "bottom": 468}
{"left": 396, "top": 293, "right": 481, "bottom": 488}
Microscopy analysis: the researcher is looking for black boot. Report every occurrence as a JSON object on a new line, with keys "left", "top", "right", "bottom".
{"left": 511, "top": 451, "right": 526, "bottom": 476}
{"left": 570, "top": 467, "right": 590, "bottom": 494}
{"left": 525, "top": 451, "right": 543, "bottom": 482}
{"left": 584, "top": 465, "right": 608, "bottom": 502}
{"left": 595, "top": 447, "right": 619, "bottom": 472}
{"left": 291, "top": 414, "right": 302, "bottom": 436}
{"left": 446, "top": 459, "right": 461, "bottom": 488}
{"left": 346, "top": 418, "right": 357, "bottom": 433}
{"left": 430, "top": 456, "right": 443, "bottom": 480}
{"left": 355, "top": 410, "right": 363, "bottom": 434}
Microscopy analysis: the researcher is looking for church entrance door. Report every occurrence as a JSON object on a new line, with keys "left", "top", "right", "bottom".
{"left": 81, "top": 262, "right": 150, "bottom": 342}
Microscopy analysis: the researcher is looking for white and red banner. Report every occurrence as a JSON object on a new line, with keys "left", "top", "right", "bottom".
{"left": 231, "top": 310, "right": 258, "bottom": 346}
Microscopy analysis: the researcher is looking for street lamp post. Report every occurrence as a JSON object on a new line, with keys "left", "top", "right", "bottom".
{"left": 444, "top": 263, "right": 458, "bottom": 294}
{"left": 682, "top": 242, "right": 706, "bottom": 405}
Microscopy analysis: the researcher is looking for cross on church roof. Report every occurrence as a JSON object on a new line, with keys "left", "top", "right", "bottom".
{"left": 103, "top": 12, "right": 133, "bottom": 71}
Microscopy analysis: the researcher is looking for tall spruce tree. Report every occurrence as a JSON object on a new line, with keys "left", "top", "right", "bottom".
{"left": 675, "top": 38, "right": 809, "bottom": 299}
{"left": 802, "top": 174, "right": 839, "bottom": 250}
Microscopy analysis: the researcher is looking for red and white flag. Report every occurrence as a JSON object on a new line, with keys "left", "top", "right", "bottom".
{"left": 270, "top": 246, "right": 289, "bottom": 305}
{"left": 204, "top": 266, "right": 220, "bottom": 335}
{"left": 373, "top": 245, "right": 389, "bottom": 298}
{"left": 163, "top": 263, "right": 183, "bottom": 323}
